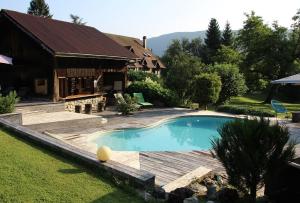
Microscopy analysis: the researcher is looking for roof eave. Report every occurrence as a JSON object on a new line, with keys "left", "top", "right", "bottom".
{"left": 55, "top": 52, "right": 139, "bottom": 61}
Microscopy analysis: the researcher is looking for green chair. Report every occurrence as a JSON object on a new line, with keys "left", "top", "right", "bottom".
{"left": 271, "top": 100, "right": 288, "bottom": 117}
{"left": 133, "top": 93, "right": 153, "bottom": 107}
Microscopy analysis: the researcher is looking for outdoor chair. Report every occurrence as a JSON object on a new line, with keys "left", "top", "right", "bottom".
{"left": 133, "top": 93, "right": 153, "bottom": 107}
{"left": 271, "top": 100, "right": 288, "bottom": 118}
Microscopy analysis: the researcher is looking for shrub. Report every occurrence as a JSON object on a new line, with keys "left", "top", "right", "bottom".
{"left": 126, "top": 78, "right": 179, "bottom": 107}
{"left": 116, "top": 94, "right": 138, "bottom": 115}
{"left": 212, "top": 118, "right": 295, "bottom": 202}
{"left": 210, "top": 63, "right": 247, "bottom": 104}
{"left": 191, "top": 73, "right": 222, "bottom": 109}
{"left": 0, "top": 91, "right": 19, "bottom": 114}
{"left": 127, "top": 70, "right": 161, "bottom": 83}
{"left": 216, "top": 105, "right": 275, "bottom": 117}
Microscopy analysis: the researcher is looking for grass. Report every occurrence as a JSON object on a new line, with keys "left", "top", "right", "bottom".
{"left": 223, "top": 93, "right": 300, "bottom": 118}
{"left": 0, "top": 129, "right": 144, "bottom": 203}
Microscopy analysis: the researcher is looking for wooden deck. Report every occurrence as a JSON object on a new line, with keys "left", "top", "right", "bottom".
{"left": 140, "top": 151, "right": 223, "bottom": 188}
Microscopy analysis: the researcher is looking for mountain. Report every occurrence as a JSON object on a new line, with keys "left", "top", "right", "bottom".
{"left": 148, "top": 31, "right": 206, "bottom": 56}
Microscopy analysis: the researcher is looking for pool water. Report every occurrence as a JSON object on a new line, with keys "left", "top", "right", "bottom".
{"left": 92, "top": 116, "right": 234, "bottom": 152}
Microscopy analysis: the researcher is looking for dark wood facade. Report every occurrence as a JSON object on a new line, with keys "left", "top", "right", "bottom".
{"left": 0, "top": 11, "right": 131, "bottom": 102}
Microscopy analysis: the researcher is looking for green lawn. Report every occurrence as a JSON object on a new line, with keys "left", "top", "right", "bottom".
{"left": 0, "top": 129, "right": 144, "bottom": 203}
{"left": 226, "top": 93, "right": 300, "bottom": 118}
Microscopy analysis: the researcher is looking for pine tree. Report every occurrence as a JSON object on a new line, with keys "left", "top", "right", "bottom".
{"left": 204, "top": 18, "right": 221, "bottom": 63}
{"left": 28, "top": 0, "right": 52, "bottom": 18}
{"left": 70, "top": 14, "right": 86, "bottom": 25}
{"left": 222, "top": 22, "right": 233, "bottom": 46}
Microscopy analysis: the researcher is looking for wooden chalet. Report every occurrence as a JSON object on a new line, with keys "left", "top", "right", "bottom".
{"left": 0, "top": 10, "right": 137, "bottom": 104}
{"left": 106, "top": 34, "right": 166, "bottom": 75}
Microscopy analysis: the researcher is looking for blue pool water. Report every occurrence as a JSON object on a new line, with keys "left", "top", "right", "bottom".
{"left": 92, "top": 116, "right": 234, "bottom": 151}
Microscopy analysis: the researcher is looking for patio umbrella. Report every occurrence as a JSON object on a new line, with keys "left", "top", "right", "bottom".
{"left": 0, "top": 54, "right": 13, "bottom": 65}
{"left": 271, "top": 74, "right": 300, "bottom": 85}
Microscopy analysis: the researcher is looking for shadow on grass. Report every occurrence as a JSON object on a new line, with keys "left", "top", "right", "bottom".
{"left": 90, "top": 190, "right": 145, "bottom": 203}
{"left": 58, "top": 168, "right": 83, "bottom": 174}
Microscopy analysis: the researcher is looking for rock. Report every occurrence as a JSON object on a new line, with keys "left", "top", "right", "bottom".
{"left": 168, "top": 187, "right": 195, "bottom": 203}
{"left": 183, "top": 196, "right": 199, "bottom": 203}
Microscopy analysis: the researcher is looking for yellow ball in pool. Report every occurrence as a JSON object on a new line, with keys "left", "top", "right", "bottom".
{"left": 97, "top": 146, "right": 112, "bottom": 162}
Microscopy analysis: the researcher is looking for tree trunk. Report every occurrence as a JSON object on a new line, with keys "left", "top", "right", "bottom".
{"left": 250, "top": 184, "right": 257, "bottom": 203}
{"left": 263, "top": 84, "right": 278, "bottom": 104}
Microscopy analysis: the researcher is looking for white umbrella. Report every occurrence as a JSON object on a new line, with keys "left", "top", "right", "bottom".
{"left": 0, "top": 54, "right": 13, "bottom": 65}
{"left": 271, "top": 74, "right": 300, "bottom": 84}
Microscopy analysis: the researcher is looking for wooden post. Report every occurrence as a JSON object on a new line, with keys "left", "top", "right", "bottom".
{"left": 53, "top": 58, "right": 59, "bottom": 102}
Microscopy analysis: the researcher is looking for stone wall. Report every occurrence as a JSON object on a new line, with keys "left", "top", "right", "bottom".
{"left": 65, "top": 96, "right": 104, "bottom": 112}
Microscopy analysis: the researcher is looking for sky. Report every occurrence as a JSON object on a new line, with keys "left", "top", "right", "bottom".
{"left": 0, "top": 0, "right": 299, "bottom": 38}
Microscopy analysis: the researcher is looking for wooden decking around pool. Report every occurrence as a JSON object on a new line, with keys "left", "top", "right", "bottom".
{"left": 139, "top": 151, "right": 223, "bottom": 188}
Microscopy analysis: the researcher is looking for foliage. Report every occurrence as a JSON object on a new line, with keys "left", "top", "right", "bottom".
{"left": 0, "top": 129, "right": 143, "bottom": 202}
{"left": 127, "top": 78, "right": 179, "bottom": 107}
{"left": 0, "top": 91, "right": 19, "bottom": 114}
{"left": 116, "top": 94, "right": 138, "bottom": 115}
{"left": 204, "top": 18, "right": 222, "bottom": 63}
{"left": 27, "top": 0, "right": 52, "bottom": 18}
{"left": 212, "top": 118, "right": 295, "bottom": 202}
{"left": 162, "top": 52, "right": 204, "bottom": 102}
{"left": 216, "top": 105, "right": 275, "bottom": 117}
{"left": 237, "top": 11, "right": 298, "bottom": 91}
{"left": 210, "top": 63, "right": 247, "bottom": 104}
{"left": 213, "top": 45, "right": 242, "bottom": 65}
{"left": 70, "top": 14, "right": 86, "bottom": 25}
{"left": 191, "top": 73, "right": 222, "bottom": 109}
{"left": 127, "top": 70, "right": 161, "bottom": 83}
{"left": 221, "top": 22, "right": 233, "bottom": 47}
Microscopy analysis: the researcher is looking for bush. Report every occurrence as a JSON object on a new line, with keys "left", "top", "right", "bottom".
{"left": 127, "top": 70, "right": 161, "bottom": 83}
{"left": 116, "top": 94, "right": 138, "bottom": 115}
{"left": 0, "top": 91, "right": 19, "bottom": 114}
{"left": 210, "top": 64, "right": 247, "bottom": 104}
{"left": 191, "top": 73, "right": 222, "bottom": 109}
{"left": 126, "top": 78, "right": 179, "bottom": 107}
{"left": 216, "top": 105, "right": 275, "bottom": 117}
{"left": 212, "top": 118, "right": 295, "bottom": 202}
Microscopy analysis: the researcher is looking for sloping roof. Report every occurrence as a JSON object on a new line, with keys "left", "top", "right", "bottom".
{"left": 1, "top": 10, "right": 137, "bottom": 60}
{"left": 271, "top": 74, "right": 300, "bottom": 84}
{"left": 106, "top": 33, "right": 166, "bottom": 68}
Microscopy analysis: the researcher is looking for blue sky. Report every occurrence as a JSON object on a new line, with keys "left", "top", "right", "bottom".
{"left": 0, "top": 0, "right": 299, "bottom": 38}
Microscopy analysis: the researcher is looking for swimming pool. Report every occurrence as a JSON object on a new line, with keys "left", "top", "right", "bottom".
{"left": 92, "top": 116, "right": 234, "bottom": 152}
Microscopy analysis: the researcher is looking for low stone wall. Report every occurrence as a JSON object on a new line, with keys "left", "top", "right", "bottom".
{"left": 65, "top": 96, "right": 104, "bottom": 112}
{"left": 0, "top": 118, "right": 155, "bottom": 191}
{"left": 0, "top": 113, "right": 22, "bottom": 125}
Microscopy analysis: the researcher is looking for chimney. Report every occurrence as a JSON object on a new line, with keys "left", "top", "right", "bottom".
{"left": 143, "top": 36, "right": 147, "bottom": 49}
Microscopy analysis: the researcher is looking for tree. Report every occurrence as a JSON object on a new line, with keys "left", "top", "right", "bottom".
{"left": 213, "top": 45, "right": 242, "bottom": 65}
{"left": 211, "top": 63, "right": 247, "bottom": 104}
{"left": 191, "top": 73, "right": 221, "bottom": 109}
{"left": 164, "top": 52, "right": 203, "bottom": 103}
{"left": 212, "top": 118, "right": 295, "bottom": 202}
{"left": 70, "top": 14, "right": 86, "bottom": 25}
{"left": 204, "top": 18, "right": 222, "bottom": 64}
{"left": 291, "top": 9, "right": 300, "bottom": 59}
{"left": 221, "top": 22, "right": 233, "bottom": 46}
{"left": 237, "top": 12, "right": 299, "bottom": 92}
{"left": 27, "top": 0, "right": 52, "bottom": 18}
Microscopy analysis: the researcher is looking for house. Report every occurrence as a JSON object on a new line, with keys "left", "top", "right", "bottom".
{"left": 0, "top": 10, "right": 138, "bottom": 110}
{"left": 106, "top": 34, "right": 166, "bottom": 75}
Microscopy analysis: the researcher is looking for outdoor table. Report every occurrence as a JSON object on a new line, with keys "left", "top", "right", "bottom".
{"left": 292, "top": 111, "right": 300, "bottom": 123}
